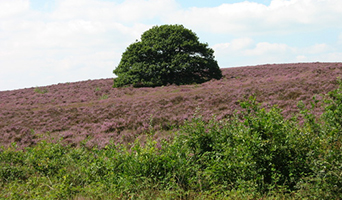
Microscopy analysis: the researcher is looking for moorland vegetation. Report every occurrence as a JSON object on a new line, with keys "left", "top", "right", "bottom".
{"left": 0, "top": 62, "right": 342, "bottom": 199}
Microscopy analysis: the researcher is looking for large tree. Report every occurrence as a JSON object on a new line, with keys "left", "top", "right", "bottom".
{"left": 113, "top": 24, "right": 222, "bottom": 87}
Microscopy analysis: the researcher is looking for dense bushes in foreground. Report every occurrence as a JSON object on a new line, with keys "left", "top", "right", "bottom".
{"left": 1, "top": 82, "right": 341, "bottom": 199}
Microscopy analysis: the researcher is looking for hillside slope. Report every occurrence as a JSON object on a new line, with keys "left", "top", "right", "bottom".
{"left": 1, "top": 62, "right": 342, "bottom": 148}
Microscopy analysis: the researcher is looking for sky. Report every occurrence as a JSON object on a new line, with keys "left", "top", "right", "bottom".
{"left": 1, "top": 0, "right": 342, "bottom": 91}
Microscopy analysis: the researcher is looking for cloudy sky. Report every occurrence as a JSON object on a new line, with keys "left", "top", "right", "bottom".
{"left": 1, "top": 0, "right": 342, "bottom": 91}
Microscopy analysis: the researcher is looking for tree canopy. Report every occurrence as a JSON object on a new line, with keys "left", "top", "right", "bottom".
{"left": 113, "top": 24, "right": 222, "bottom": 87}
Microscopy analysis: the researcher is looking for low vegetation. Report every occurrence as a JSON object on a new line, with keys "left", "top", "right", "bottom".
{"left": 1, "top": 63, "right": 342, "bottom": 149}
{"left": 1, "top": 78, "right": 342, "bottom": 199}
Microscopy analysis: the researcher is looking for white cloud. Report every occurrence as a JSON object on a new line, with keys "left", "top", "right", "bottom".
{"left": 306, "top": 43, "right": 331, "bottom": 54}
{"left": 51, "top": 0, "right": 177, "bottom": 22}
{"left": 115, "top": 0, "right": 178, "bottom": 22}
{"left": 213, "top": 37, "right": 254, "bottom": 53}
{"left": 0, "top": 0, "right": 178, "bottom": 90}
{"left": 244, "top": 42, "right": 291, "bottom": 56}
{"left": 167, "top": 2, "right": 267, "bottom": 34}
{"left": 338, "top": 33, "right": 342, "bottom": 44}
{"left": 321, "top": 52, "right": 342, "bottom": 61}
{"left": 167, "top": 0, "right": 342, "bottom": 35}
{"left": 0, "top": 0, "right": 342, "bottom": 91}
{"left": 213, "top": 39, "right": 297, "bottom": 67}
{"left": 239, "top": 42, "right": 296, "bottom": 65}
{"left": 296, "top": 55, "right": 307, "bottom": 61}
{"left": 0, "top": 0, "right": 29, "bottom": 18}
{"left": 212, "top": 39, "right": 340, "bottom": 67}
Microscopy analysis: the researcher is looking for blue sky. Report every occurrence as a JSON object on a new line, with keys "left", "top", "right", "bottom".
{"left": 1, "top": 0, "right": 342, "bottom": 91}
{"left": 179, "top": 0, "right": 272, "bottom": 7}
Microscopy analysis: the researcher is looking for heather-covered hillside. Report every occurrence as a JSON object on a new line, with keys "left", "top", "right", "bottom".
{"left": 1, "top": 62, "right": 342, "bottom": 148}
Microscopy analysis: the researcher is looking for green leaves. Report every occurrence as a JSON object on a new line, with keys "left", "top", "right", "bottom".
{"left": 113, "top": 24, "right": 222, "bottom": 87}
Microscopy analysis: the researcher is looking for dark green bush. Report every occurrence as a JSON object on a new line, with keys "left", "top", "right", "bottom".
{"left": 0, "top": 147, "right": 28, "bottom": 183}
{"left": 294, "top": 80, "right": 342, "bottom": 199}
{"left": 179, "top": 96, "right": 314, "bottom": 194}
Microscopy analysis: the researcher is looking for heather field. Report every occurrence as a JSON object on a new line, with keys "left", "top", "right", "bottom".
{"left": 1, "top": 62, "right": 342, "bottom": 199}
{"left": 1, "top": 62, "right": 341, "bottom": 148}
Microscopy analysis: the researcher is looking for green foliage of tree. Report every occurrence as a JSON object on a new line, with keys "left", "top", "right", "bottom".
{"left": 113, "top": 24, "right": 222, "bottom": 87}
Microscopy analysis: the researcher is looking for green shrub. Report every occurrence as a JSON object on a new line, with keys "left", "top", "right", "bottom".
{"left": 294, "top": 80, "right": 342, "bottom": 199}
{"left": 179, "top": 96, "right": 314, "bottom": 194}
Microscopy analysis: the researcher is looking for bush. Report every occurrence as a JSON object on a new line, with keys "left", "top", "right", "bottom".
{"left": 180, "top": 96, "right": 313, "bottom": 194}
{"left": 295, "top": 79, "right": 342, "bottom": 199}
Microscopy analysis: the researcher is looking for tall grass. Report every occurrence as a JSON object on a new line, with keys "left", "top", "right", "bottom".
{"left": 1, "top": 81, "right": 341, "bottom": 199}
